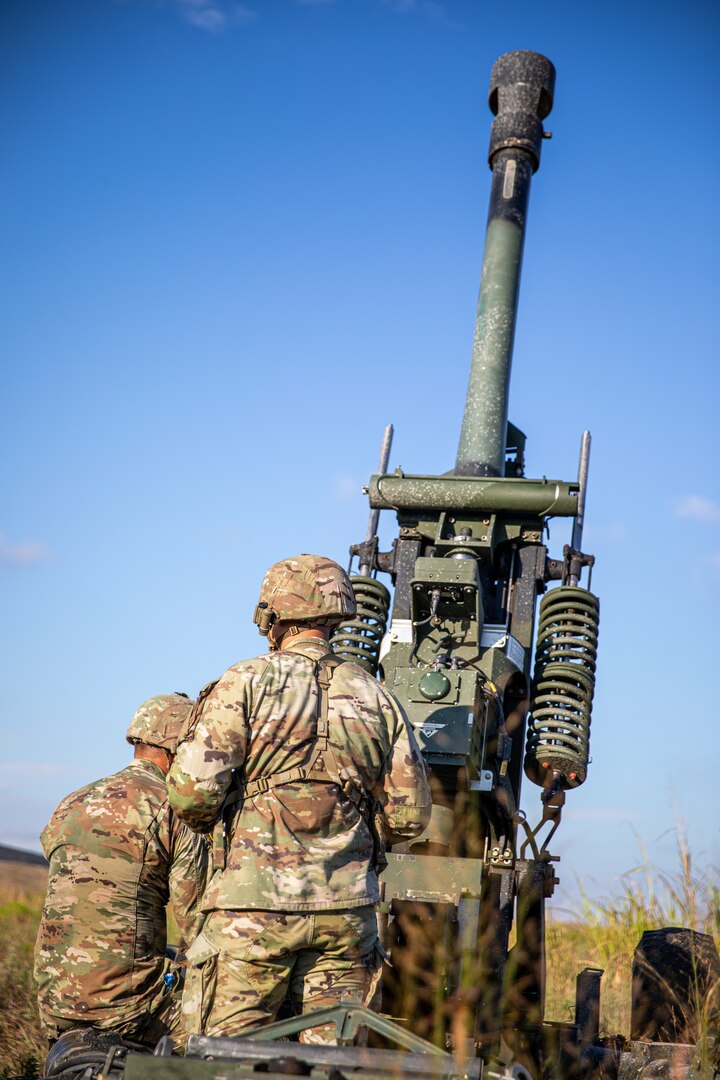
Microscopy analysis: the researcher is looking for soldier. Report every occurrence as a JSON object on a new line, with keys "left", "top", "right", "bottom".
{"left": 34, "top": 693, "right": 209, "bottom": 1052}
{"left": 167, "top": 554, "right": 431, "bottom": 1043}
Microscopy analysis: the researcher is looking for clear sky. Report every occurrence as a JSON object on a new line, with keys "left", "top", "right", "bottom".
{"left": 1, "top": 0, "right": 718, "bottom": 913}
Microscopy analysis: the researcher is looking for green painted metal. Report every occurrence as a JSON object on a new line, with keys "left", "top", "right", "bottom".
{"left": 418, "top": 670, "right": 452, "bottom": 700}
{"left": 188, "top": 997, "right": 446, "bottom": 1049}
{"left": 226, "top": 1001, "right": 450, "bottom": 1053}
{"left": 455, "top": 216, "right": 526, "bottom": 478}
{"left": 381, "top": 852, "right": 484, "bottom": 905}
{"left": 160, "top": 1005, "right": 485, "bottom": 1080}
{"left": 127, "top": 1034, "right": 483, "bottom": 1080}
{"left": 368, "top": 474, "right": 579, "bottom": 515}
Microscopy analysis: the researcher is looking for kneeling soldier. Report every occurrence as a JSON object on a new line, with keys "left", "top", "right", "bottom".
{"left": 167, "top": 554, "right": 431, "bottom": 1042}
{"left": 35, "top": 693, "right": 208, "bottom": 1050}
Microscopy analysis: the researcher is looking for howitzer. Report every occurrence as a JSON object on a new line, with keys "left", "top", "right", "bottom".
{"left": 326, "top": 51, "right": 718, "bottom": 1078}
{"left": 53, "top": 48, "right": 719, "bottom": 1080}
{"left": 330, "top": 48, "right": 603, "bottom": 1072}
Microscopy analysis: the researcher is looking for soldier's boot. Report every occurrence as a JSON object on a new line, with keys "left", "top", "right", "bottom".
{"left": 44, "top": 1027, "right": 132, "bottom": 1077}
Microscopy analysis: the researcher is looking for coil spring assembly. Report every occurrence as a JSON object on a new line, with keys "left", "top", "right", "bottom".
{"left": 525, "top": 586, "right": 600, "bottom": 789}
{"left": 330, "top": 575, "right": 391, "bottom": 676}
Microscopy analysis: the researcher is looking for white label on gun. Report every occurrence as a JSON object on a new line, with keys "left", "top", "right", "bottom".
{"left": 378, "top": 619, "right": 413, "bottom": 663}
{"left": 503, "top": 159, "right": 516, "bottom": 199}
{"left": 505, "top": 634, "right": 525, "bottom": 671}
{"left": 420, "top": 723, "right": 445, "bottom": 737}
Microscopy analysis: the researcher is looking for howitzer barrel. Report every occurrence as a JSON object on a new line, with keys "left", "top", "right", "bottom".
{"left": 455, "top": 51, "right": 555, "bottom": 478}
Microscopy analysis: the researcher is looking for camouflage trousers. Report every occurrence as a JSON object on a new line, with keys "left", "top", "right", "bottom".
{"left": 182, "top": 906, "right": 381, "bottom": 1043}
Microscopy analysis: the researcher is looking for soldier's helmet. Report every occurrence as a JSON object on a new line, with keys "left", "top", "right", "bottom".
{"left": 125, "top": 693, "right": 194, "bottom": 753}
{"left": 254, "top": 554, "right": 356, "bottom": 635}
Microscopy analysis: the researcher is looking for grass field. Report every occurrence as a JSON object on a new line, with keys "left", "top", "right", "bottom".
{"left": 546, "top": 839, "right": 719, "bottom": 1037}
{"left": 1, "top": 845, "right": 717, "bottom": 1078}
{"left": 0, "top": 866, "right": 47, "bottom": 1079}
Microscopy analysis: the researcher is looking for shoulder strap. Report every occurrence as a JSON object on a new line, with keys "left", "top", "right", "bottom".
{"left": 217, "top": 657, "right": 275, "bottom": 810}
{"left": 312, "top": 652, "right": 348, "bottom": 790}
{"left": 212, "top": 658, "right": 276, "bottom": 868}
{"left": 177, "top": 677, "right": 220, "bottom": 746}
{"left": 313, "top": 652, "right": 343, "bottom": 755}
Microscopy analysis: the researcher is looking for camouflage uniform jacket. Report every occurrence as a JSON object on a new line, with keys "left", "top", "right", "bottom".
{"left": 167, "top": 638, "right": 431, "bottom": 912}
{"left": 35, "top": 758, "right": 208, "bottom": 1032}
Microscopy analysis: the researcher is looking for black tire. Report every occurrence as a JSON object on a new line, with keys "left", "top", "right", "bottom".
{"left": 630, "top": 927, "right": 720, "bottom": 1045}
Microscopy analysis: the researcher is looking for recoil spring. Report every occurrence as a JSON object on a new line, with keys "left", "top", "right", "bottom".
{"left": 525, "top": 586, "right": 600, "bottom": 789}
{"left": 331, "top": 575, "right": 391, "bottom": 676}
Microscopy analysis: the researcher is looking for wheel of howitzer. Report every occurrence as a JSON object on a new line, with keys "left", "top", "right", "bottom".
{"left": 631, "top": 928, "right": 719, "bottom": 1043}
{"left": 616, "top": 927, "right": 720, "bottom": 1080}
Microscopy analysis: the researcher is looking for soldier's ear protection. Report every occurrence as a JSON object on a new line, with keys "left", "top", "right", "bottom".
{"left": 253, "top": 601, "right": 277, "bottom": 637}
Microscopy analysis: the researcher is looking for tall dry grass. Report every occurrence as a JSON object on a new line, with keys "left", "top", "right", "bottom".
{"left": 546, "top": 834, "right": 719, "bottom": 1038}
{"left": 0, "top": 882, "right": 45, "bottom": 1079}
{"left": 0, "top": 837, "right": 717, "bottom": 1076}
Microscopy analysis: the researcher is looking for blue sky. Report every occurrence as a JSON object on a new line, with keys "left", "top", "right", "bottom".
{"left": 1, "top": 0, "right": 718, "bottom": 912}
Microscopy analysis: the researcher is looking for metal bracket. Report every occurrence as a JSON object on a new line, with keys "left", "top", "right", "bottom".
{"left": 180, "top": 1003, "right": 484, "bottom": 1079}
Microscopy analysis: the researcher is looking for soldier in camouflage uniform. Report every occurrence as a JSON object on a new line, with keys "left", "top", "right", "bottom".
{"left": 167, "top": 554, "right": 431, "bottom": 1043}
{"left": 34, "top": 694, "right": 209, "bottom": 1050}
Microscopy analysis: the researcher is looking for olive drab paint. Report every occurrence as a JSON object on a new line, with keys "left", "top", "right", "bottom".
{"left": 328, "top": 50, "right": 605, "bottom": 1074}
{"left": 455, "top": 51, "right": 555, "bottom": 479}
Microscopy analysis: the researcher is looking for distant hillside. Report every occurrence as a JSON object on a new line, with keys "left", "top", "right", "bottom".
{"left": 0, "top": 845, "right": 48, "bottom": 893}
{"left": 0, "top": 844, "right": 47, "bottom": 867}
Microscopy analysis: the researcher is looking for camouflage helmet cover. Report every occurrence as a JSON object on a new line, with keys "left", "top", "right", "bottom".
{"left": 257, "top": 554, "right": 356, "bottom": 626}
{"left": 125, "top": 693, "right": 194, "bottom": 753}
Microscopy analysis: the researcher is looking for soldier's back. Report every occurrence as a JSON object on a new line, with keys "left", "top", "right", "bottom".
{"left": 192, "top": 638, "right": 429, "bottom": 913}
{"left": 35, "top": 759, "right": 173, "bottom": 1031}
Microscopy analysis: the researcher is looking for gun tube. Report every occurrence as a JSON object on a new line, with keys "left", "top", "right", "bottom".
{"left": 455, "top": 51, "right": 555, "bottom": 478}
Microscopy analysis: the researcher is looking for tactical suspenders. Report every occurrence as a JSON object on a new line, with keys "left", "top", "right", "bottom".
{"left": 213, "top": 651, "right": 367, "bottom": 870}
{"left": 242, "top": 652, "right": 364, "bottom": 809}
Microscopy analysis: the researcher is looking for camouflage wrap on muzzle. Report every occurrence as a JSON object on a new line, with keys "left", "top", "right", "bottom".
{"left": 257, "top": 554, "right": 356, "bottom": 625}
{"left": 126, "top": 693, "right": 194, "bottom": 752}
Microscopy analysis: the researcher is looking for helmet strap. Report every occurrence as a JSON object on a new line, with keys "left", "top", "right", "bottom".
{"left": 273, "top": 624, "right": 302, "bottom": 650}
